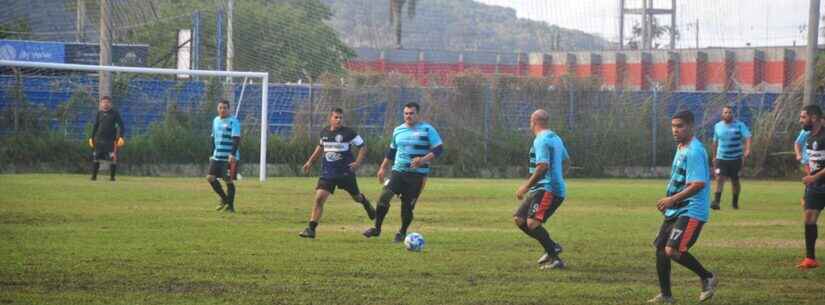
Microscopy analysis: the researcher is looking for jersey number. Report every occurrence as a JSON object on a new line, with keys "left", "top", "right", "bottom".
{"left": 669, "top": 229, "right": 683, "bottom": 241}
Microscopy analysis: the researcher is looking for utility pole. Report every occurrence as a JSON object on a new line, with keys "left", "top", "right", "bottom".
{"left": 804, "top": 0, "right": 820, "bottom": 106}
{"left": 99, "top": 0, "right": 112, "bottom": 98}
{"left": 619, "top": 0, "right": 677, "bottom": 49}
{"left": 226, "top": 0, "right": 234, "bottom": 73}
{"left": 76, "top": 0, "right": 85, "bottom": 42}
{"left": 695, "top": 18, "right": 699, "bottom": 49}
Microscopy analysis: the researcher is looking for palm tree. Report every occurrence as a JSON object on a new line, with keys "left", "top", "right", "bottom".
{"left": 390, "top": 0, "right": 416, "bottom": 49}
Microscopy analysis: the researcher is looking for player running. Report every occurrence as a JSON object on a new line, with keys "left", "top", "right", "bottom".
{"left": 207, "top": 99, "right": 241, "bottom": 213}
{"left": 299, "top": 108, "right": 376, "bottom": 239}
{"left": 363, "top": 102, "right": 443, "bottom": 243}
{"left": 710, "top": 106, "right": 752, "bottom": 210}
{"left": 648, "top": 110, "right": 718, "bottom": 303}
{"left": 513, "top": 109, "right": 568, "bottom": 270}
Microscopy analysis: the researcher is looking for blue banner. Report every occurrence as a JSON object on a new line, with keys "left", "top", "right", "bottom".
{"left": 0, "top": 40, "right": 65, "bottom": 63}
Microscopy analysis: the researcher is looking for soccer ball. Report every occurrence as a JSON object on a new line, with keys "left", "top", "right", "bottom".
{"left": 404, "top": 232, "right": 425, "bottom": 252}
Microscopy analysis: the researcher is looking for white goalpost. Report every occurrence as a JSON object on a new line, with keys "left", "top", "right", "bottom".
{"left": 0, "top": 59, "right": 271, "bottom": 182}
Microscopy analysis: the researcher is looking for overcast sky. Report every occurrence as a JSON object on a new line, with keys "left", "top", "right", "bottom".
{"left": 475, "top": 0, "right": 814, "bottom": 48}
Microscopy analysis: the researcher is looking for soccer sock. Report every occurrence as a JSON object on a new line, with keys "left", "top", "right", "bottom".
{"left": 805, "top": 224, "right": 818, "bottom": 259}
{"left": 656, "top": 249, "right": 673, "bottom": 297}
{"left": 399, "top": 198, "right": 415, "bottom": 235}
{"left": 673, "top": 251, "right": 713, "bottom": 279}
{"left": 109, "top": 164, "right": 117, "bottom": 180}
{"left": 226, "top": 183, "right": 236, "bottom": 207}
{"left": 732, "top": 192, "right": 740, "bottom": 207}
{"left": 91, "top": 162, "right": 100, "bottom": 180}
{"left": 528, "top": 226, "right": 559, "bottom": 256}
{"left": 309, "top": 221, "right": 318, "bottom": 231}
{"left": 209, "top": 180, "right": 227, "bottom": 202}
{"left": 517, "top": 223, "right": 532, "bottom": 236}
{"left": 713, "top": 192, "right": 721, "bottom": 203}
{"left": 374, "top": 189, "right": 394, "bottom": 231}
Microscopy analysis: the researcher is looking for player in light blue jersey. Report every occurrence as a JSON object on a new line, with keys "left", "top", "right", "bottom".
{"left": 513, "top": 109, "right": 568, "bottom": 270}
{"left": 363, "top": 102, "right": 443, "bottom": 242}
{"left": 207, "top": 100, "right": 241, "bottom": 213}
{"left": 710, "top": 106, "right": 752, "bottom": 210}
{"left": 649, "top": 110, "right": 717, "bottom": 304}
{"left": 796, "top": 130, "right": 811, "bottom": 173}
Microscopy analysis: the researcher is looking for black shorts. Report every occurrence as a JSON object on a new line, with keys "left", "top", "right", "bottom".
{"left": 317, "top": 175, "right": 361, "bottom": 196}
{"left": 208, "top": 160, "right": 238, "bottom": 180}
{"left": 92, "top": 140, "right": 115, "bottom": 161}
{"left": 514, "top": 189, "right": 564, "bottom": 223}
{"left": 385, "top": 171, "right": 426, "bottom": 200}
{"left": 716, "top": 158, "right": 742, "bottom": 177}
{"left": 804, "top": 186, "right": 825, "bottom": 210}
{"left": 654, "top": 216, "right": 704, "bottom": 253}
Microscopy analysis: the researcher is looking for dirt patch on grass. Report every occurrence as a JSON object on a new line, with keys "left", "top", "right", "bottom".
{"left": 0, "top": 212, "right": 81, "bottom": 225}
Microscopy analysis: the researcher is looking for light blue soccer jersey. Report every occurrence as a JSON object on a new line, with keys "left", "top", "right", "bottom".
{"left": 211, "top": 116, "right": 241, "bottom": 161}
{"left": 797, "top": 130, "right": 810, "bottom": 165}
{"left": 529, "top": 130, "right": 569, "bottom": 198}
{"left": 713, "top": 120, "right": 751, "bottom": 160}
{"left": 665, "top": 137, "right": 711, "bottom": 222}
{"left": 390, "top": 122, "right": 443, "bottom": 175}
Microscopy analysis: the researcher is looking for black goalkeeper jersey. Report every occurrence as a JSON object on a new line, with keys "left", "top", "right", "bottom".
{"left": 92, "top": 109, "right": 125, "bottom": 143}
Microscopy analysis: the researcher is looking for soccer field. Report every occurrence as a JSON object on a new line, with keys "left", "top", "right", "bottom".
{"left": 1, "top": 175, "right": 822, "bottom": 305}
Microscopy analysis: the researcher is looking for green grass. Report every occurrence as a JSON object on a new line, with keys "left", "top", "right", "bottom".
{"left": 0, "top": 175, "right": 823, "bottom": 305}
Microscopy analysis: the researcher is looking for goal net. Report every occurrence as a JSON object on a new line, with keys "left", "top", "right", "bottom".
{"left": 0, "top": 59, "right": 274, "bottom": 181}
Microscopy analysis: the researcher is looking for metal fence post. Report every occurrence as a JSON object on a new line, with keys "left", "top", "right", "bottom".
{"left": 651, "top": 84, "right": 659, "bottom": 170}
{"left": 483, "top": 84, "right": 492, "bottom": 164}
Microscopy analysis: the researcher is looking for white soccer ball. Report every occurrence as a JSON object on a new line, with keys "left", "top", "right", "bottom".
{"left": 404, "top": 232, "right": 425, "bottom": 252}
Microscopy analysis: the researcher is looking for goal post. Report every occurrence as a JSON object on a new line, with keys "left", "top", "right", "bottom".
{"left": 0, "top": 59, "right": 271, "bottom": 182}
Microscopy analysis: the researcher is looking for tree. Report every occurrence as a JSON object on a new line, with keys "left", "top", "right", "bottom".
{"left": 389, "top": 0, "right": 417, "bottom": 49}
{"left": 119, "top": 0, "right": 353, "bottom": 82}
{"left": 626, "top": 17, "right": 679, "bottom": 50}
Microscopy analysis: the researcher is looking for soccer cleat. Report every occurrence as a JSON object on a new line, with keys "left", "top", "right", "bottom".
{"left": 363, "top": 203, "right": 376, "bottom": 220}
{"left": 299, "top": 227, "right": 316, "bottom": 239}
{"left": 537, "top": 243, "right": 564, "bottom": 265}
{"left": 646, "top": 294, "right": 675, "bottom": 304}
{"left": 699, "top": 274, "right": 718, "bottom": 302}
{"left": 215, "top": 200, "right": 227, "bottom": 211}
{"left": 710, "top": 202, "right": 720, "bottom": 210}
{"left": 362, "top": 227, "right": 381, "bottom": 238}
{"left": 732, "top": 202, "right": 739, "bottom": 210}
{"left": 91, "top": 176, "right": 97, "bottom": 181}
{"left": 797, "top": 257, "right": 820, "bottom": 269}
{"left": 539, "top": 258, "right": 565, "bottom": 270}
{"left": 110, "top": 177, "right": 116, "bottom": 181}
{"left": 394, "top": 232, "right": 405, "bottom": 243}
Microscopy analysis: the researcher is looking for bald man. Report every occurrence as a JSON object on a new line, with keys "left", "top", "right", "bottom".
{"left": 514, "top": 109, "right": 569, "bottom": 270}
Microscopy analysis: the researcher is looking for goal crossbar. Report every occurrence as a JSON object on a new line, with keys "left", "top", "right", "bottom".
{"left": 0, "top": 60, "right": 271, "bottom": 182}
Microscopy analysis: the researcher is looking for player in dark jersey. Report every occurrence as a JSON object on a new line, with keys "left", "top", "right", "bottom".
{"left": 798, "top": 104, "right": 825, "bottom": 269}
{"left": 299, "top": 108, "right": 375, "bottom": 238}
{"left": 648, "top": 110, "right": 717, "bottom": 304}
{"left": 89, "top": 96, "right": 125, "bottom": 181}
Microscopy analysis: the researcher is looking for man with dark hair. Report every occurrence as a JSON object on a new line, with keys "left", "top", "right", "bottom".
{"left": 299, "top": 108, "right": 376, "bottom": 239}
{"left": 798, "top": 104, "right": 825, "bottom": 269}
{"left": 648, "top": 110, "right": 717, "bottom": 303}
{"left": 207, "top": 99, "right": 241, "bottom": 213}
{"left": 363, "top": 102, "right": 444, "bottom": 242}
{"left": 710, "top": 105, "right": 752, "bottom": 210}
{"left": 514, "top": 109, "right": 568, "bottom": 270}
{"left": 89, "top": 96, "right": 125, "bottom": 181}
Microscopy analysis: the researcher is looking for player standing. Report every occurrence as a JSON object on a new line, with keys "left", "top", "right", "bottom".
{"left": 207, "top": 100, "right": 241, "bottom": 213}
{"left": 710, "top": 106, "right": 752, "bottom": 210}
{"left": 89, "top": 96, "right": 125, "bottom": 181}
{"left": 798, "top": 105, "right": 825, "bottom": 269}
{"left": 649, "top": 110, "right": 717, "bottom": 303}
